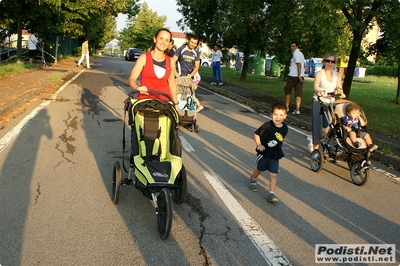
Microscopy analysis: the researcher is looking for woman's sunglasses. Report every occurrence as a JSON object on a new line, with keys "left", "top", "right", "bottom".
{"left": 325, "top": 59, "right": 336, "bottom": 63}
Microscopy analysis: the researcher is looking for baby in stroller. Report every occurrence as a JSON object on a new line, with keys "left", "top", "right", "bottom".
{"left": 342, "top": 102, "right": 378, "bottom": 153}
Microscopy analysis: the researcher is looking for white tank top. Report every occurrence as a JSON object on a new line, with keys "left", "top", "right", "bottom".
{"left": 314, "top": 69, "right": 338, "bottom": 103}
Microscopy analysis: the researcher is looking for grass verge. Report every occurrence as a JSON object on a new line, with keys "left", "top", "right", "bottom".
{"left": 0, "top": 62, "right": 41, "bottom": 78}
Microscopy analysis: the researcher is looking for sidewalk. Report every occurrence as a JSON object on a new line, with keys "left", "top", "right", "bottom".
{"left": 199, "top": 75, "right": 400, "bottom": 171}
{"left": 0, "top": 59, "right": 80, "bottom": 125}
{"left": 0, "top": 62, "right": 399, "bottom": 171}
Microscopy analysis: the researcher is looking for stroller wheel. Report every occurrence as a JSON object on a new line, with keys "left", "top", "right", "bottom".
{"left": 350, "top": 162, "right": 369, "bottom": 186}
{"left": 194, "top": 125, "right": 200, "bottom": 133}
{"left": 173, "top": 165, "right": 187, "bottom": 204}
{"left": 157, "top": 188, "right": 173, "bottom": 239}
{"left": 310, "top": 149, "right": 324, "bottom": 172}
{"left": 112, "top": 161, "right": 122, "bottom": 204}
{"left": 191, "top": 124, "right": 195, "bottom": 132}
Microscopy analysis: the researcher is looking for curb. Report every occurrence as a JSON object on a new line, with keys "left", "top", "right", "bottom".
{"left": 0, "top": 82, "right": 50, "bottom": 118}
{"left": 199, "top": 81, "right": 400, "bottom": 172}
{"left": 0, "top": 66, "right": 81, "bottom": 119}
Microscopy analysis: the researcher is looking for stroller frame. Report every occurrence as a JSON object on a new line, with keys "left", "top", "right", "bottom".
{"left": 310, "top": 97, "right": 373, "bottom": 186}
{"left": 112, "top": 90, "right": 187, "bottom": 239}
{"left": 176, "top": 76, "right": 200, "bottom": 132}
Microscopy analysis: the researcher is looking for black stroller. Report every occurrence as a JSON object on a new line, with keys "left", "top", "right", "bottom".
{"left": 112, "top": 90, "right": 187, "bottom": 239}
{"left": 310, "top": 96, "right": 375, "bottom": 186}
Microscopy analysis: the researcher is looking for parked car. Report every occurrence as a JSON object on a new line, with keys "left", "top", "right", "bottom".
{"left": 125, "top": 48, "right": 143, "bottom": 61}
{"left": 200, "top": 55, "right": 212, "bottom": 67}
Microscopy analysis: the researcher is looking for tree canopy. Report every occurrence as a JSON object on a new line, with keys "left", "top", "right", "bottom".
{"left": 0, "top": 0, "right": 140, "bottom": 60}
{"left": 176, "top": 0, "right": 399, "bottom": 98}
{"left": 117, "top": 2, "right": 168, "bottom": 51}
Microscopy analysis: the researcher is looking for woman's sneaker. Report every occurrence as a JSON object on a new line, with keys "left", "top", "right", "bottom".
{"left": 268, "top": 193, "right": 279, "bottom": 203}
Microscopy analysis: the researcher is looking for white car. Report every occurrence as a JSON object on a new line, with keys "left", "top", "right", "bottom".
{"left": 200, "top": 55, "right": 212, "bottom": 67}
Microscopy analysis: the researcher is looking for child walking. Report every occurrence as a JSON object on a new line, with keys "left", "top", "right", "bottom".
{"left": 342, "top": 102, "right": 378, "bottom": 152}
{"left": 249, "top": 102, "right": 288, "bottom": 203}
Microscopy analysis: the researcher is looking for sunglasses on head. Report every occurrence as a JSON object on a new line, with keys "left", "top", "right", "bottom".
{"left": 325, "top": 59, "right": 336, "bottom": 63}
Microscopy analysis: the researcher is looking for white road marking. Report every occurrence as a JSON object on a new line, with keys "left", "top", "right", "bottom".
{"left": 0, "top": 69, "right": 84, "bottom": 154}
{"left": 203, "top": 171, "right": 292, "bottom": 266}
{"left": 180, "top": 135, "right": 195, "bottom": 153}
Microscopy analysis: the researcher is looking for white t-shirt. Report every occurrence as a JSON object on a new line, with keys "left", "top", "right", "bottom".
{"left": 211, "top": 50, "right": 222, "bottom": 62}
{"left": 29, "top": 34, "right": 38, "bottom": 50}
{"left": 288, "top": 48, "right": 305, "bottom": 77}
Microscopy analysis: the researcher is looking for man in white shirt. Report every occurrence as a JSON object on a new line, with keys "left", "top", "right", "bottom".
{"left": 283, "top": 42, "right": 305, "bottom": 115}
{"left": 211, "top": 45, "right": 223, "bottom": 85}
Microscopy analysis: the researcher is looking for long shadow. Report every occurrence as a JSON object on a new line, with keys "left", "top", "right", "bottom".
{"left": 0, "top": 109, "right": 52, "bottom": 265}
{"left": 78, "top": 74, "right": 194, "bottom": 265}
{"left": 75, "top": 67, "right": 399, "bottom": 264}
{"left": 180, "top": 91, "right": 400, "bottom": 263}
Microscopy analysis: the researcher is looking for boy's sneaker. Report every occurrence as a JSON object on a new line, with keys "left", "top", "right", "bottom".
{"left": 292, "top": 109, "right": 300, "bottom": 115}
{"left": 196, "top": 105, "right": 204, "bottom": 113}
{"left": 210, "top": 82, "right": 217, "bottom": 85}
{"left": 268, "top": 193, "right": 279, "bottom": 203}
{"left": 249, "top": 177, "right": 257, "bottom": 192}
{"left": 218, "top": 82, "right": 224, "bottom": 85}
{"left": 368, "top": 144, "right": 378, "bottom": 152}
{"left": 354, "top": 141, "right": 361, "bottom": 148}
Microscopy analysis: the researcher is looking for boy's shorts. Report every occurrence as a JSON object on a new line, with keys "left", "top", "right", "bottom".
{"left": 255, "top": 155, "right": 279, "bottom": 174}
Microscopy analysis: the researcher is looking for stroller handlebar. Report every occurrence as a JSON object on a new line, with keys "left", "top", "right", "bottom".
{"left": 317, "top": 87, "right": 346, "bottom": 104}
{"left": 128, "top": 89, "right": 174, "bottom": 103}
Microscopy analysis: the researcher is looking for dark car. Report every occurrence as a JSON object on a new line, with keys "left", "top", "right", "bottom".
{"left": 125, "top": 48, "right": 142, "bottom": 61}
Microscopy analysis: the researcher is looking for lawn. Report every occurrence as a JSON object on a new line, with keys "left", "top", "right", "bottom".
{"left": 0, "top": 61, "right": 41, "bottom": 78}
{"left": 200, "top": 66, "right": 400, "bottom": 139}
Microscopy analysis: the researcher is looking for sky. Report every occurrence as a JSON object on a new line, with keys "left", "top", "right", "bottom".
{"left": 117, "top": 0, "right": 183, "bottom": 31}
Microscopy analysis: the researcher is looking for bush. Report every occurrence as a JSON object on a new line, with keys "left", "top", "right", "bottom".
{"left": 365, "top": 65, "right": 398, "bottom": 77}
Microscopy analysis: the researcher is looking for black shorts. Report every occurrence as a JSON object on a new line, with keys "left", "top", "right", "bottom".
{"left": 255, "top": 154, "right": 279, "bottom": 174}
{"left": 29, "top": 49, "right": 36, "bottom": 59}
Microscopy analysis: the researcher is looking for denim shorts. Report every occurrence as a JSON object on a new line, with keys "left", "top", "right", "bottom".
{"left": 255, "top": 154, "right": 279, "bottom": 174}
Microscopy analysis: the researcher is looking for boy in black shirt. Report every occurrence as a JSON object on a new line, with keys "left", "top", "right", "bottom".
{"left": 250, "top": 102, "right": 288, "bottom": 203}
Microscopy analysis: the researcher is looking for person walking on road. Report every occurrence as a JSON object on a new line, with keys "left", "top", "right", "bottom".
{"left": 211, "top": 45, "right": 223, "bottom": 85}
{"left": 249, "top": 102, "right": 288, "bottom": 203}
{"left": 284, "top": 41, "right": 305, "bottom": 115}
{"left": 128, "top": 28, "right": 178, "bottom": 106}
{"left": 311, "top": 53, "right": 345, "bottom": 151}
{"left": 173, "top": 35, "right": 204, "bottom": 112}
{"left": 77, "top": 39, "right": 90, "bottom": 68}
{"left": 167, "top": 39, "right": 175, "bottom": 58}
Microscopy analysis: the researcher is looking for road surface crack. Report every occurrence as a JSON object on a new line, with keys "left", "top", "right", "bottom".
{"left": 185, "top": 193, "right": 210, "bottom": 265}
{"left": 34, "top": 182, "right": 41, "bottom": 204}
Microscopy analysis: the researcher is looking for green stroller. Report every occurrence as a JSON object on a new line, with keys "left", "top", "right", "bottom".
{"left": 112, "top": 90, "right": 187, "bottom": 239}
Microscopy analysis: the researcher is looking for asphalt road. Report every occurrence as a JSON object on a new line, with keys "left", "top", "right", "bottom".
{"left": 0, "top": 56, "right": 399, "bottom": 265}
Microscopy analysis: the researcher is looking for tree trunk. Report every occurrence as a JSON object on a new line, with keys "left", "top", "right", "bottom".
{"left": 17, "top": 17, "right": 22, "bottom": 62}
{"left": 396, "top": 64, "right": 400, "bottom": 104}
{"left": 342, "top": 30, "right": 363, "bottom": 98}
{"left": 239, "top": 46, "right": 251, "bottom": 82}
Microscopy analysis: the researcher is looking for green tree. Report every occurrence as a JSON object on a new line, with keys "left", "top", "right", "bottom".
{"left": 118, "top": 2, "right": 167, "bottom": 51}
{"left": 177, "top": 0, "right": 351, "bottom": 81}
{"left": 372, "top": 1, "right": 400, "bottom": 103}
{"left": 0, "top": 0, "right": 139, "bottom": 61}
{"left": 329, "top": 0, "right": 394, "bottom": 98}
